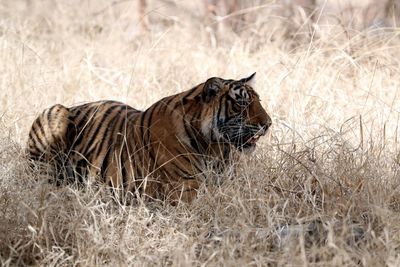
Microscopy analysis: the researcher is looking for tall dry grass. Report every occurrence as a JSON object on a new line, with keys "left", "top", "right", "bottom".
{"left": 1, "top": 0, "right": 400, "bottom": 266}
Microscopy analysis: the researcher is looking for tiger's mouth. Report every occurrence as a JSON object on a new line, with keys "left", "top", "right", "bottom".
{"left": 234, "top": 132, "right": 266, "bottom": 153}
{"left": 217, "top": 122, "right": 268, "bottom": 153}
{"left": 247, "top": 133, "right": 262, "bottom": 144}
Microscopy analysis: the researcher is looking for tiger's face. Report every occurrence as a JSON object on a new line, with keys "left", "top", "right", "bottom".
{"left": 203, "top": 73, "right": 272, "bottom": 153}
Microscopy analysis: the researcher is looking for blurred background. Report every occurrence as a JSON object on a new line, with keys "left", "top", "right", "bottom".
{"left": 1, "top": 0, "right": 400, "bottom": 147}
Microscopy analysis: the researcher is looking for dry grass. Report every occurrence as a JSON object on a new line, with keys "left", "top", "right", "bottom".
{"left": 1, "top": 0, "right": 400, "bottom": 266}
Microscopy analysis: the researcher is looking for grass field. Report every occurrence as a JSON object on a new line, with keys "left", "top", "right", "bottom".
{"left": 1, "top": 0, "right": 400, "bottom": 266}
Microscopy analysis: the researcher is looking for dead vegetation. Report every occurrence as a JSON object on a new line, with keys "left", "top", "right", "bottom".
{"left": 1, "top": 0, "right": 400, "bottom": 266}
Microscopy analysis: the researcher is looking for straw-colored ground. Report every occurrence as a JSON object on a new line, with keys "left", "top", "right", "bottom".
{"left": 1, "top": 0, "right": 400, "bottom": 266}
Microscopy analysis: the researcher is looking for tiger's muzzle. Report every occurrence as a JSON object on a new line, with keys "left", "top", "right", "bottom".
{"left": 233, "top": 122, "right": 271, "bottom": 153}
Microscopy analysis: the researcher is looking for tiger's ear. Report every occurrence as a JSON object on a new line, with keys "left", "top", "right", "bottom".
{"left": 238, "top": 72, "right": 256, "bottom": 86}
{"left": 202, "top": 77, "right": 222, "bottom": 102}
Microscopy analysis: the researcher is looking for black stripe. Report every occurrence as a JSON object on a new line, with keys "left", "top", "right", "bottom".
{"left": 233, "top": 85, "right": 242, "bottom": 91}
{"left": 181, "top": 87, "right": 198, "bottom": 100}
{"left": 100, "top": 145, "right": 113, "bottom": 179}
{"left": 217, "top": 97, "right": 224, "bottom": 124}
{"left": 117, "top": 109, "right": 131, "bottom": 139}
{"left": 92, "top": 113, "right": 118, "bottom": 160}
{"left": 72, "top": 108, "right": 82, "bottom": 118}
{"left": 66, "top": 122, "right": 77, "bottom": 150}
{"left": 29, "top": 126, "right": 47, "bottom": 151}
{"left": 225, "top": 80, "right": 234, "bottom": 87}
{"left": 146, "top": 143, "right": 158, "bottom": 171}
{"left": 73, "top": 103, "right": 109, "bottom": 151}
{"left": 120, "top": 149, "right": 128, "bottom": 187}
{"left": 42, "top": 114, "right": 62, "bottom": 152}
{"left": 139, "top": 111, "right": 147, "bottom": 143}
{"left": 90, "top": 107, "right": 122, "bottom": 163}
{"left": 145, "top": 102, "right": 158, "bottom": 144}
{"left": 191, "top": 105, "right": 203, "bottom": 125}
{"left": 128, "top": 108, "right": 140, "bottom": 115}
{"left": 47, "top": 105, "right": 56, "bottom": 124}
{"left": 71, "top": 105, "right": 99, "bottom": 149}
{"left": 35, "top": 118, "right": 47, "bottom": 142}
{"left": 166, "top": 161, "right": 193, "bottom": 179}
{"left": 159, "top": 96, "right": 175, "bottom": 113}
{"left": 133, "top": 153, "right": 143, "bottom": 179}
{"left": 183, "top": 119, "right": 198, "bottom": 152}
{"left": 175, "top": 154, "right": 203, "bottom": 175}
{"left": 189, "top": 137, "right": 201, "bottom": 154}
{"left": 121, "top": 164, "right": 127, "bottom": 187}
{"left": 173, "top": 88, "right": 198, "bottom": 109}
{"left": 180, "top": 176, "right": 196, "bottom": 180}
{"left": 28, "top": 149, "right": 42, "bottom": 160}
{"left": 186, "top": 110, "right": 208, "bottom": 154}
{"left": 94, "top": 105, "right": 124, "bottom": 145}
{"left": 82, "top": 105, "right": 123, "bottom": 156}
{"left": 223, "top": 98, "right": 229, "bottom": 121}
{"left": 161, "top": 162, "right": 184, "bottom": 179}
{"left": 75, "top": 159, "right": 87, "bottom": 184}
{"left": 179, "top": 154, "right": 203, "bottom": 174}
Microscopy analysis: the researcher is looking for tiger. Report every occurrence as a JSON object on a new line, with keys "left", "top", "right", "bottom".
{"left": 27, "top": 73, "right": 272, "bottom": 203}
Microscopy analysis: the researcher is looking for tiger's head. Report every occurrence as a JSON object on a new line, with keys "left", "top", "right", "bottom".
{"left": 201, "top": 73, "right": 272, "bottom": 153}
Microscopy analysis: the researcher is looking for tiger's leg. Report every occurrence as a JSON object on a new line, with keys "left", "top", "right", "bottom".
{"left": 167, "top": 179, "right": 200, "bottom": 205}
{"left": 101, "top": 148, "right": 139, "bottom": 203}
